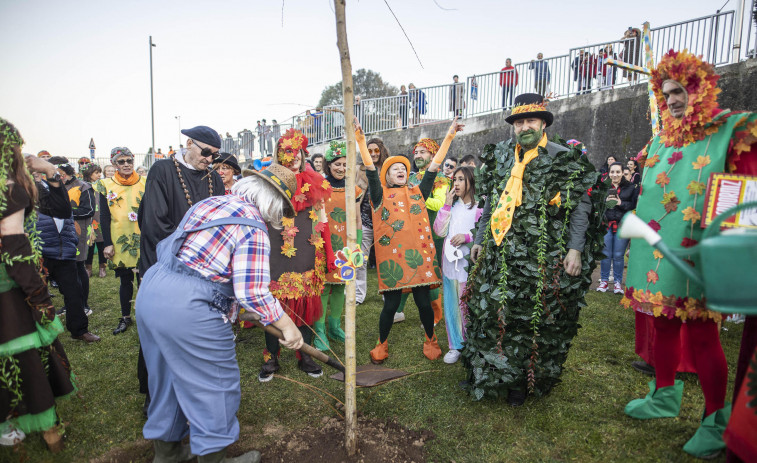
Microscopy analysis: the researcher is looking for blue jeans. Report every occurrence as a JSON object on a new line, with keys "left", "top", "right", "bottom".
{"left": 601, "top": 230, "right": 629, "bottom": 283}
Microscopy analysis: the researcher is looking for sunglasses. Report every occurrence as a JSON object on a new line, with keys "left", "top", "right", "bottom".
{"left": 367, "top": 148, "right": 381, "bottom": 154}
{"left": 116, "top": 158, "right": 134, "bottom": 166}
{"left": 444, "top": 163, "right": 455, "bottom": 169}
{"left": 194, "top": 141, "right": 219, "bottom": 159}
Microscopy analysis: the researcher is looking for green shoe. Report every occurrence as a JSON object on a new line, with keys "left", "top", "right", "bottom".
{"left": 313, "top": 321, "right": 330, "bottom": 351}
{"left": 625, "top": 379, "right": 683, "bottom": 420}
{"left": 682, "top": 404, "right": 731, "bottom": 459}
{"left": 327, "top": 317, "right": 345, "bottom": 343}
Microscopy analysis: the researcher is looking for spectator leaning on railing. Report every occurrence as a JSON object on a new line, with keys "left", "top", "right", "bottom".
{"left": 529, "top": 52, "right": 551, "bottom": 96}
{"left": 499, "top": 58, "right": 518, "bottom": 110}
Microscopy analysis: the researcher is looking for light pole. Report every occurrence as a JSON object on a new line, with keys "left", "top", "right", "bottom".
{"left": 175, "top": 115, "right": 181, "bottom": 148}
{"left": 149, "top": 36, "right": 156, "bottom": 164}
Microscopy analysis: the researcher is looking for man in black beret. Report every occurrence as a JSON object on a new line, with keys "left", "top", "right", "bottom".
{"left": 136, "top": 125, "right": 225, "bottom": 414}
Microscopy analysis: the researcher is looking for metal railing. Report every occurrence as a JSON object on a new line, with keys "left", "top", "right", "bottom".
{"left": 649, "top": 11, "right": 735, "bottom": 66}
{"left": 745, "top": 0, "right": 757, "bottom": 59}
{"left": 274, "top": 8, "right": 751, "bottom": 146}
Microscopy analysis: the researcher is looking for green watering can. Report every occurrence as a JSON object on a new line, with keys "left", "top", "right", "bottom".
{"left": 618, "top": 201, "right": 757, "bottom": 315}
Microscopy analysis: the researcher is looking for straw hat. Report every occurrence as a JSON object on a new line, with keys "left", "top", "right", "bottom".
{"left": 243, "top": 163, "right": 296, "bottom": 214}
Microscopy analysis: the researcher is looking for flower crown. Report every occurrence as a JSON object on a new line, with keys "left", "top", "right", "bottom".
{"left": 278, "top": 128, "right": 308, "bottom": 167}
{"left": 324, "top": 141, "right": 347, "bottom": 162}
{"left": 511, "top": 102, "right": 548, "bottom": 116}
{"left": 650, "top": 49, "right": 721, "bottom": 147}
{"left": 414, "top": 138, "right": 440, "bottom": 155}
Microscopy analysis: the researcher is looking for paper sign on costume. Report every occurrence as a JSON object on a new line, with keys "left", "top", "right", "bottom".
{"left": 702, "top": 173, "right": 757, "bottom": 229}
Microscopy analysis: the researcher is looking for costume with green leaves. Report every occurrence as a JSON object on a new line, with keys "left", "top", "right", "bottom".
{"left": 461, "top": 108, "right": 605, "bottom": 400}
{"left": 0, "top": 118, "right": 76, "bottom": 435}
{"left": 315, "top": 141, "right": 363, "bottom": 351}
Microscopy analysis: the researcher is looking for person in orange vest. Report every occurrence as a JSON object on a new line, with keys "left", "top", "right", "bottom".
{"left": 355, "top": 117, "right": 464, "bottom": 364}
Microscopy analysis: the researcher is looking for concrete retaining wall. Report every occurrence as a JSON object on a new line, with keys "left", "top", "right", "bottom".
{"left": 311, "top": 59, "right": 757, "bottom": 169}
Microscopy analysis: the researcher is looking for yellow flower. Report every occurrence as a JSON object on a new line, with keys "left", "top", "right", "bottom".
{"left": 322, "top": 180, "right": 331, "bottom": 190}
{"left": 652, "top": 250, "right": 664, "bottom": 260}
{"left": 301, "top": 183, "right": 311, "bottom": 193}
{"left": 682, "top": 206, "right": 701, "bottom": 223}
{"left": 692, "top": 155, "right": 711, "bottom": 170}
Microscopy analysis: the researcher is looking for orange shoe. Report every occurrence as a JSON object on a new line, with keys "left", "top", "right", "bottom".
{"left": 432, "top": 293, "right": 443, "bottom": 325}
{"left": 370, "top": 339, "right": 389, "bottom": 364}
{"left": 423, "top": 334, "right": 442, "bottom": 361}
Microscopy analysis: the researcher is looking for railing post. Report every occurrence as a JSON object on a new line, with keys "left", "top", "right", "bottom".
{"left": 733, "top": 0, "right": 746, "bottom": 62}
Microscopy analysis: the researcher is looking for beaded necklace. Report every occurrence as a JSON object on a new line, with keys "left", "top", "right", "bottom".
{"left": 172, "top": 155, "right": 213, "bottom": 206}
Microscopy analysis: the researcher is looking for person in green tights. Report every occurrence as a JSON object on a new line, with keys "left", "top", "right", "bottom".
{"left": 315, "top": 141, "right": 363, "bottom": 351}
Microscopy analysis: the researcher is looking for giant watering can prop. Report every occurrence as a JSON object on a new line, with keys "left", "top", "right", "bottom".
{"left": 619, "top": 201, "right": 757, "bottom": 315}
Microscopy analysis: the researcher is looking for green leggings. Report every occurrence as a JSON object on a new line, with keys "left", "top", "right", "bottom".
{"left": 320, "top": 284, "right": 345, "bottom": 321}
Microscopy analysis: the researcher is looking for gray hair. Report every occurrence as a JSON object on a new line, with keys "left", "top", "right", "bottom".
{"left": 232, "top": 176, "right": 287, "bottom": 229}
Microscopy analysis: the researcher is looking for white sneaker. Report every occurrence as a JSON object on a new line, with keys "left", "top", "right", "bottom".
{"left": 0, "top": 427, "right": 25, "bottom": 446}
{"left": 393, "top": 312, "right": 405, "bottom": 323}
{"left": 613, "top": 282, "right": 624, "bottom": 294}
{"left": 444, "top": 350, "right": 461, "bottom": 364}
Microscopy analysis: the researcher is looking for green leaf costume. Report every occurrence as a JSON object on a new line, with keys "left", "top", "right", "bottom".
{"left": 462, "top": 137, "right": 606, "bottom": 399}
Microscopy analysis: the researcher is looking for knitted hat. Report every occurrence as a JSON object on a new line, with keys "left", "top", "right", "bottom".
{"left": 181, "top": 125, "right": 222, "bottom": 149}
{"left": 110, "top": 147, "right": 133, "bottom": 163}
{"left": 379, "top": 155, "right": 411, "bottom": 187}
{"left": 414, "top": 138, "right": 439, "bottom": 155}
{"left": 37, "top": 150, "right": 51, "bottom": 158}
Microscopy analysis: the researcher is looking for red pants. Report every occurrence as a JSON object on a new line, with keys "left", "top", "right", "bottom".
{"left": 635, "top": 311, "right": 697, "bottom": 372}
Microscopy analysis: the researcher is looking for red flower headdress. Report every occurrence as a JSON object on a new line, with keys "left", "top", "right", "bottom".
{"left": 650, "top": 49, "right": 722, "bottom": 148}
{"left": 277, "top": 128, "right": 309, "bottom": 168}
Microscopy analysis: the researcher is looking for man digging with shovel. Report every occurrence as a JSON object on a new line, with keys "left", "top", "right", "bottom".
{"left": 136, "top": 165, "right": 304, "bottom": 463}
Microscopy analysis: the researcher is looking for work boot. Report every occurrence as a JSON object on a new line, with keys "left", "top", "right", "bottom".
{"left": 312, "top": 320, "right": 329, "bottom": 351}
{"left": 258, "top": 353, "right": 279, "bottom": 383}
{"left": 625, "top": 379, "right": 683, "bottom": 419}
{"left": 682, "top": 404, "right": 731, "bottom": 459}
{"left": 298, "top": 352, "right": 323, "bottom": 378}
{"left": 113, "top": 317, "right": 132, "bottom": 335}
{"left": 98, "top": 263, "right": 107, "bottom": 278}
{"left": 197, "top": 446, "right": 261, "bottom": 463}
{"left": 327, "top": 317, "right": 345, "bottom": 343}
{"left": 152, "top": 440, "right": 196, "bottom": 463}
{"left": 85, "top": 264, "right": 92, "bottom": 278}
{"left": 370, "top": 339, "right": 389, "bottom": 364}
{"left": 423, "top": 334, "right": 442, "bottom": 361}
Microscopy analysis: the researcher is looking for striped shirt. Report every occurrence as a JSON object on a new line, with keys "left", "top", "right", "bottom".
{"left": 176, "top": 195, "right": 283, "bottom": 325}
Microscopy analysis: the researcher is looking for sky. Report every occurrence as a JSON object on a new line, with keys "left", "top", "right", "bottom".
{"left": 0, "top": 0, "right": 735, "bottom": 158}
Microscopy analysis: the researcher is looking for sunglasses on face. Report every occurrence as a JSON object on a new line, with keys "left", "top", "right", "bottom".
{"left": 116, "top": 158, "right": 134, "bottom": 166}
{"left": 367, "top": 148, "right": 381, "bottom": 155}
{"left": 194, "top": 142, "right": 219, "bottom": 159}
{"left": 444, "top": 163, "right": 455, "bottom": 169}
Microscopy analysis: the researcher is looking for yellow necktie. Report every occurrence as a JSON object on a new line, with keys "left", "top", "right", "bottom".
{"left": 490, "top": 134, "right": 548, "bottom": 245}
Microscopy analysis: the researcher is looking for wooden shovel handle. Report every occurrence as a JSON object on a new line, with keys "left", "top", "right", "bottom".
{"left": 239, "top": 312, "right": 345, "bottom": 373}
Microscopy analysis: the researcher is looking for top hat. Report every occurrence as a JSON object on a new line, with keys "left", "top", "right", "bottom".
{"left": 505, "top": 93, "right": 554, "bottom": 127}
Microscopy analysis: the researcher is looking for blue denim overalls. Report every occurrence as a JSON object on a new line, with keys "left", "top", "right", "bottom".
{"left": 136, "top": 203, "right": 266, "bottom": 455}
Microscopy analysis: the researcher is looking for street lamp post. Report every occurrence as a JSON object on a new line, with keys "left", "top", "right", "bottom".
{"left": 175, "top": 115, "right": 181, "bottom": 148}
{"left": 149, "top": 36, "right": 157, "bottom": 165}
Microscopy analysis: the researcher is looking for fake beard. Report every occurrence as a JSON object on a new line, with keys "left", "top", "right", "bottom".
{"left": 516, "top": 129, "right": 543, "bottom": 149}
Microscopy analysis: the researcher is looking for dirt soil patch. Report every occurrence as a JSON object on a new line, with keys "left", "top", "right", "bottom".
{"left": 259, "top": 416, "right": 433, "bottom": 463}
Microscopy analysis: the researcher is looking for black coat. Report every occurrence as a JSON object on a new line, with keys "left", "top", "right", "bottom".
{"left": 604, "top": 181, "right": 637, "bottom": 225}
{"left": 137, "top": 159, "right": 224, "bottom": 275}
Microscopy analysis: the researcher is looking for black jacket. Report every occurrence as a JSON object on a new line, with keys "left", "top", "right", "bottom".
{"left": 604, "top": 180, "right": 637, "bottom": 225}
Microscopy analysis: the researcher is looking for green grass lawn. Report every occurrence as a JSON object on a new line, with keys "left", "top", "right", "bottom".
{"left": 1, "top": 270, "right": 743, "bottom": 462}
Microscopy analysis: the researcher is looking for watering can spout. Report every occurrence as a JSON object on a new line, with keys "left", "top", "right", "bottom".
{"left": 618, "top": 214, "right": 704, "bottom": 286}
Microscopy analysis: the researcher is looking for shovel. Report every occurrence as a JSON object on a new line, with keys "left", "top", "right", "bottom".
{"left": 238, "top": 311, "right": 345, "bottom": 373}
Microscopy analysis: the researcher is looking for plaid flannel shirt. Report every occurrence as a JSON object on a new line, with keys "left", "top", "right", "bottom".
{"left": 176, "top": 195, "right": 283, "bottom": 325}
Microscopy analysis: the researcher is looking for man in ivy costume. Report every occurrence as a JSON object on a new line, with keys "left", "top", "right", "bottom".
{"left": 93, "top": 147, "right": 146, "bottom": 336}
{"left": 463, "top": 93, "right": 604, "bottom": 405}
{"left": 621, "top": 50, "right": 757, "bottom": 459}
{"left": 394, "top": 138, "right": 449, "bottom": 325}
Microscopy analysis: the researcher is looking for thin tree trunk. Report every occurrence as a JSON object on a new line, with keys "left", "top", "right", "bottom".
{"left": 333, "top": 0, "right": 358, "bottom": 456}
